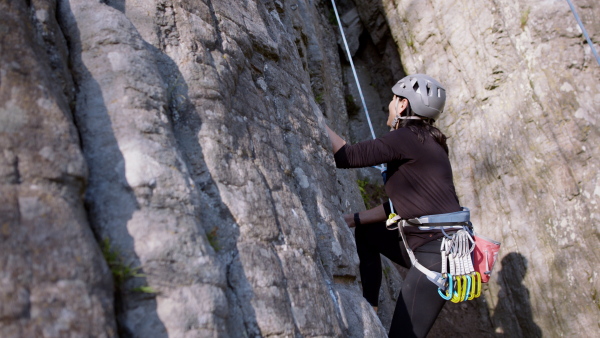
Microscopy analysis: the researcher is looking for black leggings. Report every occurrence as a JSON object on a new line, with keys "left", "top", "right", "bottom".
{"left": 355, "top": 221, "right": 446, "bottom": 338}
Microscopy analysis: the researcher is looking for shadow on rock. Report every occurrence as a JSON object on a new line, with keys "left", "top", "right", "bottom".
{"left": 55, "top": 1, "right": 165, "bottom": 335}
{"left": 492, "top": 252, "right": 542, "bottom": 337}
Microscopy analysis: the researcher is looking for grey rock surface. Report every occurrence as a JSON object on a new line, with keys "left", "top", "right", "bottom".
{"left": 378, "top": 0, "right": 600, "bottom": 336}
{"left": 0, "top": 0, "right": 116, "bottom": 336}
{"left": 3, "top": 0, "right": 598, "bottom": 336}
{"left": 3, "top": 0, "right": 388, "bottom": 336}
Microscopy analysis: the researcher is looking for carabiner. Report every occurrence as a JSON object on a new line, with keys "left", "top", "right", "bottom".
{"left": 468, "top": 273, "right": 476, "bottom": 300}
{"left": 437, "top": 274, "right": 453, "bottom": 300}
{"left": 451, "top": 275, "right": 462, "bottom": 303}
{"left": 453, "top": 275, "right": 469, "bottom": 302}
{"left": 441, "top": 227, "right": 452, "bottom": 239}
{"left": 460, "top": 275, "right": 468, "bottom": 301}
{"left": 473, "top": 272, "right": 482, "bottom": 298}
{"left": 464, "top": 275, "right": 472, "bottom": 301}
{"left": 386, "top": 213, "right": 400, "bottom": 230}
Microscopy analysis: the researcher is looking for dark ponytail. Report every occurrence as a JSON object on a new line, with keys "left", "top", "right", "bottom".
{"left": 398, "top": 99, "right": 449, "bottom": 155}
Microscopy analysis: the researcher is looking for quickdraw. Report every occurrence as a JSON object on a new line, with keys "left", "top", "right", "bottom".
{"left": 440, "top": 229, "right": 482, "bottom": 303}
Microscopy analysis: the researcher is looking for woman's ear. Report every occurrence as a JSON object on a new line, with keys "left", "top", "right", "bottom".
{"left": 398, "top": 98, "right": 409, "bottom": 116}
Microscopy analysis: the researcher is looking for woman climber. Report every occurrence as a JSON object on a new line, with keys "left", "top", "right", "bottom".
{"left": 325, "top": 74, "right": 461, "bottom": 337}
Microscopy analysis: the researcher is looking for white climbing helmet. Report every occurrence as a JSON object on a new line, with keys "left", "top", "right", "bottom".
{"left": 391, "top": 74, "right": 446, "bottom": 121}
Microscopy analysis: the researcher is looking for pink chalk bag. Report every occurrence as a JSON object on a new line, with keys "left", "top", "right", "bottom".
{"left": 386, "top": 206, "right": 501, "bottom": 302}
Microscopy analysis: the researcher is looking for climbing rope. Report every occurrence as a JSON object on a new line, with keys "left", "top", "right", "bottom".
{"left": 330, "top": 0, "right": 385, "bottom": 172}
{"left": 330, "top": 1, "right": 376, "bottom": 140}
{"left": 565, "top": 0, "right": 600, "bottom": 66}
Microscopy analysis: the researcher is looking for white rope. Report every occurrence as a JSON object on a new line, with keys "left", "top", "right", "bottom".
{"left": 565, "top": 0, "right": 600, "bottom": 66}
{"left": 330, "top": 0, "right": 377, "bottom": 141}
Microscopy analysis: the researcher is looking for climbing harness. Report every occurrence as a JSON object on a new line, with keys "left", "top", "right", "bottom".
{"left": 387, "top": 206, "right": 500, "bottom": 301}
{"left": 566, "top": 0, "right": 600, "bottom": 67}
{"left": 330, "top": 0, "right": 500, "bottom": 301}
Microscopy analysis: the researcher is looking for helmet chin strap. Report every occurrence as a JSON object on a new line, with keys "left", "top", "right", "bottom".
{"left": 391, "top": 99, "right": 424, "bottom": 130}
{"left": 399, "top": 116, "right": 425, "bottom": 120}
{"left": 390, "top": 115, "right": 401, "bottom": 131}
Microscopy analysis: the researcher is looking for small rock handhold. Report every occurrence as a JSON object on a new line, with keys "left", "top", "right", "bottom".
{"left": 275, "top": 1, "right": 284, "bottom": 13}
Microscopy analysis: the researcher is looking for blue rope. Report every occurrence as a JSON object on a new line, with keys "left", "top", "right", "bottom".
{"left": 565, "top": 0, "right": 600, "bottom": 66}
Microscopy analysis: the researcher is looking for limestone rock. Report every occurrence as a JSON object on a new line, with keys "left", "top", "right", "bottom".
{"left": 5, "top": 0, "right": 597, "bottom": 336}
{"left": 378, "top": 0, "right": 600, "bottom": 336}
{"left": 0, "top": 0, "right": 116, "bottom": 336}
{"left": 1, "top": 0, "right": 388, "bottom": 336}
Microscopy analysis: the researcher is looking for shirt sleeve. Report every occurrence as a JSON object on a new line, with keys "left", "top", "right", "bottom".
{"left": 383, "top": 200, "right": 391, "bottom": 215}
{"left": 333, "top": 129, "right": 409, "bottom": 168}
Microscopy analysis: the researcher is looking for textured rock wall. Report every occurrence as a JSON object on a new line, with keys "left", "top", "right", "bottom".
{"left": 1, "top": 0, "right": 391, "bottom": 336}
{"left": 0, "top": 0, "right": 116, "bottom": 336}
{"left": 377, "top": 0, "right": 600, "bottom": 336}
{"left": 4, "top": 0, "right": 598, "bottom": 336}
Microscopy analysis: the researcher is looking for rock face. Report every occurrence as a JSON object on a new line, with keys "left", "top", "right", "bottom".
{"left": 2, "top": 0, "right": 599, "bottom": 337}
{"left": 3, "top": 0, "right": 390, "bottom": 336}
{"left": 376, "top": 0, "right": 600, "bottom": 336}
{"left": 0, "top": 0, "right": 116, "bottom": 336}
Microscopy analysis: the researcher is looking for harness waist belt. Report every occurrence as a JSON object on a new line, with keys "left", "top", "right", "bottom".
{"left": 396, "top": 207, "right": 473, "bottom": 293}
{"left": 406, "top": 207, "right": 470, "bottom": 225}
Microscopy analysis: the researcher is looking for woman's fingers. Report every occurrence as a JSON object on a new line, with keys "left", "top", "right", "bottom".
{"left": 343, "top": 213, "right": 355, "bottom": 227}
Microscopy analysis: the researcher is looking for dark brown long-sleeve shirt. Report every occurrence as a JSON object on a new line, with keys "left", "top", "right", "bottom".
{"left": 334, "top": 127, "right": 461, "bottom": 248}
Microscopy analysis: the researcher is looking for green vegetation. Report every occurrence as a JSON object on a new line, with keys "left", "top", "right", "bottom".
{"left": 346, "top": 95, "right": 360, "bottom": 117}
{"left": 100, "top": 238, "right": 156, "bottom": 294}
{"left": 520, "top": 7, "right": 531, "bottom": 29}
{"left": 207, "top": 227, "right": 220, "bottom": 252}
{"left": 328, "top": 8, "right": 337, "bottom": 25}
{"left": 383, "top": 266, "right": 391, "bottom": 278}
{"left": 406, "top": 33, "right": 417, "bottom": 53}
{"left": 592, "top": 288, "right": 600, "bottom": 311}
{"left": 315, "top": 92, "right": 325, "bottom": 104}
{"left": 357, "top": 179, "right": 387, "bottom": 209}
{"left": 131, "top": 286, "right": 158, "bottom": 294}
